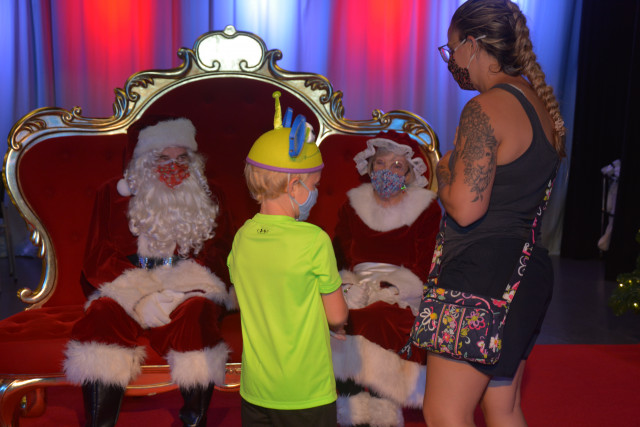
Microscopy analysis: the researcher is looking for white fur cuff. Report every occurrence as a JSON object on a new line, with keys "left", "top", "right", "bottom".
{"left": 337, "top": 392, "right": 404, "bottom": 427}
{"left": 63, "top": 340, "right": 146, "bottom": 388}
{"left": 167, "top": 341, "right": 230, "bottom": 388}
{"left": 332, "top": 335, "right": 425, "bottom": 408}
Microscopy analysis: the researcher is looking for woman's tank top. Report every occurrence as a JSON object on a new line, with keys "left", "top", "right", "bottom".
{"left": 442, "top": 83, "right": 559, "bottom": 263}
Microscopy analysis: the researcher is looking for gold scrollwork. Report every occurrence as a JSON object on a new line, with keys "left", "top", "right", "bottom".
{"left": 9, "top": 118, "right": 47, "bottom": 150}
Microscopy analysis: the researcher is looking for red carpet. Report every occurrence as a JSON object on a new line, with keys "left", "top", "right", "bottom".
{"left": 17, "top": 344, "right": 640, "bottom": 426}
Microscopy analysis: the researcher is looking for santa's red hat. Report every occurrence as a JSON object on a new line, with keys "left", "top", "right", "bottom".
{"left": 117, "top": 117, "right": 198, "bottom": 197}
{"left": 133, "top": 117, "right": 197, "bottom": 157}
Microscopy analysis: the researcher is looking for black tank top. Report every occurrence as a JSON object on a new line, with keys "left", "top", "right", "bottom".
{"left": 442, "top": 83, "right": 559, "bottom": 262}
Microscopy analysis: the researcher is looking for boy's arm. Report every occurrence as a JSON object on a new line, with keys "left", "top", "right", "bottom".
{"left": 321, "top": 288, "right": 348, "bottom": 339}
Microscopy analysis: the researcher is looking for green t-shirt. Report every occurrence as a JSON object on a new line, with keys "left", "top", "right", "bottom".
{"left": 227, "top": 213, "right": 341, "bottom": 410}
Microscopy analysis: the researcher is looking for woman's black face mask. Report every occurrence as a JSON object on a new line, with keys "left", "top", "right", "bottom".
{"left": 448, "top": 54, "right": 475, "bottom": 90}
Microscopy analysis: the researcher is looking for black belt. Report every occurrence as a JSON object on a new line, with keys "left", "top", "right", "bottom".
{"left": 127, "top": 254, "right": 181, "bottom": 270}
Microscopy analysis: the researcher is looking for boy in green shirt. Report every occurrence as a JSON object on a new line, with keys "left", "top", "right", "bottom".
{"left": 227, "top": 92, "right": 348, "bottom": 426}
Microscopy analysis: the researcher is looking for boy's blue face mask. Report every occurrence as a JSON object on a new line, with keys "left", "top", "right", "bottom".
{"left": 290, "top": 180, "right": 318, "bottom": 221}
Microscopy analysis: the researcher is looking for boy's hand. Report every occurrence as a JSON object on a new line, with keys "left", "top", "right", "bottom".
{"left": 329, "top": 323, "right": 347, "bottom": 341}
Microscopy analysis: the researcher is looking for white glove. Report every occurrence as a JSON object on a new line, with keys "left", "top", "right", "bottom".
{"left": 134, "top": 289, "right": 186, "bottom": 328}
{"left": 342, "top": 282, "right": 369, "bottom": 309}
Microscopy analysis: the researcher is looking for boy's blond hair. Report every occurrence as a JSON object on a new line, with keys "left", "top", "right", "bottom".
{"left": 244, "top": 163, "right": 310, "bottom": 204}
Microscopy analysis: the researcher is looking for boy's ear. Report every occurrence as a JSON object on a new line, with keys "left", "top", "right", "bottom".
{"left": 287, "top": 176, "right": 299, "bottom": 193}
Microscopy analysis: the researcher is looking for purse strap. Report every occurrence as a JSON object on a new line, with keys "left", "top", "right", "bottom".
{"left": 501, "top": 168, "right": 557, "bottom": 302}
{"left": 427, "top": 166, "right": 558, "bottom": 304}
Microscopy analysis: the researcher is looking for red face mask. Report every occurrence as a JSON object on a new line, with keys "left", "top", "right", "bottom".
{"left": 156, "top": 161, "right": 190, "bottom": 188}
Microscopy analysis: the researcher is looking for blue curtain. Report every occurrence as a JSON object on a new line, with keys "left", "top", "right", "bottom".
{"left": 0, "top": 0, "right": 581, "bottom": 253}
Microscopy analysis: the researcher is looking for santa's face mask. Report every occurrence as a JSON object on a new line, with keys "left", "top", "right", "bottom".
{"left": 156, "top": 160, "right": 190, "bottom": 188}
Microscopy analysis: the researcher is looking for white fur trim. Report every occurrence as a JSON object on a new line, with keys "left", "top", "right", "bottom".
{"left": 354, "top": 137, "right": 428, "bottom": 188}
{"left": 337, "top": 392, "right": 404, "bottom": 427}
{"left": 348, "top": 184, "right": 436, "bottom": 232}
{"left": 167, "top": 342, "right": 230, "bottom": 388}
{"left": 150, "top": 259, "right": 233, "bottom": 308}
{"left": 133, "top": 118, "right": 197, "bottom": 158}
{"left": 86, "top": 268, "right": 163, "bottom": 317}
{"left": 63, "top": 340, "right": 146, "bottom": 387}
{"left": 332, "top": 335, "right": 425, "bottom": 408}
{"left": 227, "top": 286, "right": 239, "bottom": 310}
{"left": 117, "top": 178, "right": 132, "bottom": 197}
{"left": 88, "top": 259, "right": 233, "bottom": 327}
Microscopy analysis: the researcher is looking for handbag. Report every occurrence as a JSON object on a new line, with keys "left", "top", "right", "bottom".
{"left": 406, "top": 170, "right": 557, "bottom": 365}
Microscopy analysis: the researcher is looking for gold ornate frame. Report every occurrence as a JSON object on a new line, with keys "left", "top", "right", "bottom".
{"left": 4, "top": 25, "right": 439, "bottom": 309}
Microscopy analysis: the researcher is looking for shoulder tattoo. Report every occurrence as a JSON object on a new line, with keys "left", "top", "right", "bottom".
{"left": 456, "top": 100, "right": 498, "bottom": 202}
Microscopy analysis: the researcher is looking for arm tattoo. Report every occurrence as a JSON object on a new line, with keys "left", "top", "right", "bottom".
{"left": 436, "top": 157, "right": 452, "bottom": 188}
{"left": 456, "top": 100, "right": 498, "bottom": 202}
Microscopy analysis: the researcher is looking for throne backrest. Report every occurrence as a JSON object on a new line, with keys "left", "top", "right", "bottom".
{"left": 4, "top": 26, "right": 440, "bottom": 310}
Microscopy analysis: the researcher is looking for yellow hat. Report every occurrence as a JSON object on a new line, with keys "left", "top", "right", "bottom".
{"left": 246, "top": 92, "right": 323, "bottom": 173}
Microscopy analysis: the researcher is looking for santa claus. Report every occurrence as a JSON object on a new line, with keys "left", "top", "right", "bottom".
{"left": 63, "top": 117, "right": 235, "bottom": 426}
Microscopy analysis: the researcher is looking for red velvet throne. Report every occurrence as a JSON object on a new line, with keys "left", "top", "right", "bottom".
{"left": 0, "top": 26, "right": 440, "bottom": 426}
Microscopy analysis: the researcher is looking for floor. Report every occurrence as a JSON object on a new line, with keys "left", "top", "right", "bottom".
{"left": 2, "top": 248, "right": 640, "bottom": 344}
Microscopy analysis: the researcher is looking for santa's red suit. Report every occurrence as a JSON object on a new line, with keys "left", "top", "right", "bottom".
{"left": 331, "top": 182, "right": 441, "bottom": 426}
{"left": 63, "top": 117, "right": 235, "bottom": 426}
{"left": 65, "top": 175, "right": 234, "bottom": 383}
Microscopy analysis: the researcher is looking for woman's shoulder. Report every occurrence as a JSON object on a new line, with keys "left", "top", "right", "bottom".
{"left": 461, "top": 85, "right": 532, "bottom": 147}
{"left": 466, "top": 87, "right": 516, "bottom": 115}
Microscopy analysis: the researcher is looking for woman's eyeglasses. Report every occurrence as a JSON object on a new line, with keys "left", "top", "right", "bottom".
{"left": 437, "top": 35, "right": 486, "bottom": 63}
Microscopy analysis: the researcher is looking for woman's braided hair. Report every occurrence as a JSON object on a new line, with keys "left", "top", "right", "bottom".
{"left": 451, "top": 0, "right": 566, "bottom": 157}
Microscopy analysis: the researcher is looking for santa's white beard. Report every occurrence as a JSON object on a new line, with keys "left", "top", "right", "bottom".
{"left": 128, "top": 173, "right": 218, "bottom": 258}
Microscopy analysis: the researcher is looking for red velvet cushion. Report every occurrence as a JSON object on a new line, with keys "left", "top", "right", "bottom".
{"left": 19, "top": 137, "right": 126, "bottom": 306}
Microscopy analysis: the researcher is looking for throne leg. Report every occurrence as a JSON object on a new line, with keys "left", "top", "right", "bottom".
{"left": 0, "top": 377, "right": 65, "bottom": 427}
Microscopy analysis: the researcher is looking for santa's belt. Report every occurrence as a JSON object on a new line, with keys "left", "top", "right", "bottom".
{"left": 137, "top": 255, "right": 180, "bottom": 270}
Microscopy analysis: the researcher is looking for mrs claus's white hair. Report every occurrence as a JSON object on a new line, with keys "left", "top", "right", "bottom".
{"left": 124, "top": 149, "right": 218, "bottom": 258}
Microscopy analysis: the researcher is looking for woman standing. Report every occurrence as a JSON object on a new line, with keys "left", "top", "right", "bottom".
{"left": 424, "top": 1, "right": 565, "bottom": 425}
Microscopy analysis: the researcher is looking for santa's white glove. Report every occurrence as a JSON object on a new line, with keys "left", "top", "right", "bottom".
{"left": 342, "top": 282, "right": 369, "bottom": 309}
{"left": 134, "top": 289, "right": 186, "bottom": 328}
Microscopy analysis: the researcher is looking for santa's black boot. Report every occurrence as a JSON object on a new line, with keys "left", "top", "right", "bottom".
{"left": 82, "top": 381, "right": 125, "bottom": 427}
{"left": 178, "top": 384, "right": 215, "bottom": 427}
